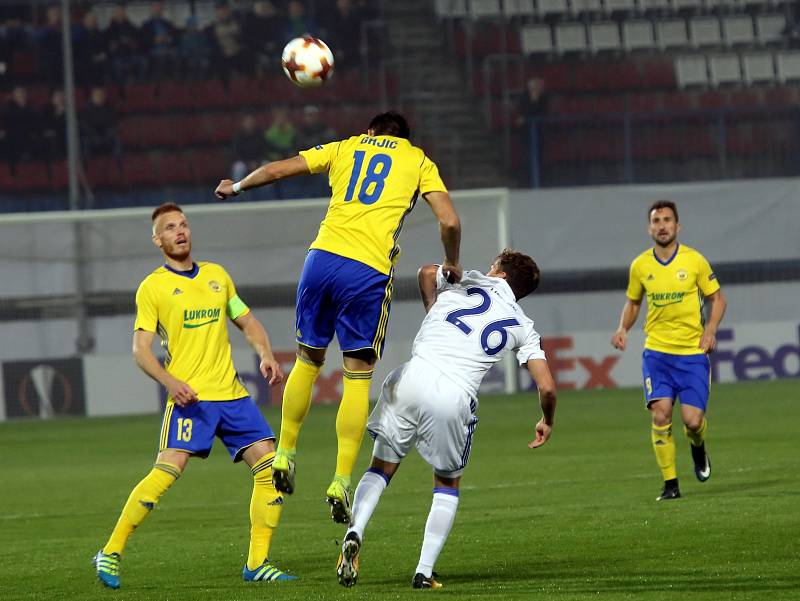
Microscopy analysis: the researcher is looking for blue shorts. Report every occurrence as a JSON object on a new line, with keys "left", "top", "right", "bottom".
{"left": 159, "top": 397, "right": 275, "bottom": 462}
{"left": 295, "top": 249, "right": 393, "bottom": 358}
{"left": 642, "top": 349, "right": 711, "bottom": 411}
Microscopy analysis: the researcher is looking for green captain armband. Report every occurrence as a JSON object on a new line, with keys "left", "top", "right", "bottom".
{"left": 227, "top": 294, "right": 249, "bottom": 320}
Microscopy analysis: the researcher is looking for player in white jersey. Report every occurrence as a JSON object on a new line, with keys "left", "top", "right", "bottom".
{"left": 336, "top": 250, "right": 557, "bottom": 590}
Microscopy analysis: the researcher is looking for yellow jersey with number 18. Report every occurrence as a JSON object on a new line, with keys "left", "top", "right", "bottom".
{"left": 626, "top": 244, "right": 721, "bottom": 355}
{"left": 299, "top": 134, "right": 447, "bottom": 276}
{"left": 134, "top": 262, "right": 250, "bottom": 402}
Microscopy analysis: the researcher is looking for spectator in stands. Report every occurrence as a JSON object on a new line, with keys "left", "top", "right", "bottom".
{"left": 36, "top": 4, "right": 64, "bottom": 85}
{"left": 294, "top": 105, "right": 336, "bottom": 196}
{"left": 180, "top": 15, "right": 212, "bottom": 78}
{"left": 231, "top": 114, "right": 268, "bottom": 182}
{"left": 207, "top": 2, "right": 248, "bottom": 78}
{"left": 107, "top": 4, "right": 146, "bottom": 83}
{"left": 264, "top": 107, "right": 296, "bottom": 163}
{"left": 295, "top": 105, "right": 336, "bottom": 152}
{"left": 74, "top": 11, "right": 109, "bottom": 86}
{"left": 4, "top": 86, "right": 39, "bottom": 167}
{"left": 141, "top": 1, "right": 179, "bottom": 78}
{"left": 326, "top": 0, "right": 363, "bottom": 70}
{"left": 243, "top": 1, "right": 284, "bottom": 76}
{"left": 41, "top": 89, "right": 67, "bottom": 159}
{"left": 515, "top": 78, "right": 549, "bottom": 187}
{"left": 283, "top": 0, "right": 319, "bottom": 41}
{"left": 0, "top": 6, "right": 30, "bottom": 89}
{"left": 80, "top": 86, "right": 121, "bottom": 158}
{"left": 782, "top": 9, "right": 800, "bottom": 48}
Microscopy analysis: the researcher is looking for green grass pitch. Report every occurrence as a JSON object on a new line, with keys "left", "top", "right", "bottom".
{"left": 1, "top": 379, "right": 798, "bottom": 600}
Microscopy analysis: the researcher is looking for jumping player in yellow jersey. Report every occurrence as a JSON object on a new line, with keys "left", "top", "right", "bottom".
{"left": 611, "top": 200, "right": 727, "bottom": 501}
{"left": 93, "top": 203, "right": 296, "bottom": 589}
{"left": 215, "top": 112, "right": 462, "bottom": 523}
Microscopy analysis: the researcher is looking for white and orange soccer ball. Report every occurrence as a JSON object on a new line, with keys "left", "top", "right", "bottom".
{"left": 281, "top": 36, "right": 335, "bottom": 88}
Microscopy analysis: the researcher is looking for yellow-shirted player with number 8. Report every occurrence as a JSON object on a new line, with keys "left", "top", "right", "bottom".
{"left": 215, "top": 112, "right": 462, "bottom": 523}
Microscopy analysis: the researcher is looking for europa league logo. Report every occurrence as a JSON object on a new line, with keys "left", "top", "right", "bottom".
{"left": 18, "top": 365, "right": 73, "bottom": 418}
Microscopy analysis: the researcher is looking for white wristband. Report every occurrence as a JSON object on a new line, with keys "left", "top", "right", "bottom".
{"left": 232, "top": 181, "right": 242, "bottom": 194}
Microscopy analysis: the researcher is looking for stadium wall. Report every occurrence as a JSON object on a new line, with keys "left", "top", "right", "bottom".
{"left": 1, "top": 178, "right": 798, "bottom": 420}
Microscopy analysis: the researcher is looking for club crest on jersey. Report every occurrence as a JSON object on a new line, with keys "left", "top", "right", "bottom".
{"left": 208, "top": 280, "right": 222, "bottom": 292}
{"left": 676, "top": 269, "right": 688, "bottom": 281}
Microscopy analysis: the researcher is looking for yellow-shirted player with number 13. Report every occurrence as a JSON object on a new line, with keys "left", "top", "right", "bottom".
{"left": 94, "top": 203, "right": 295, "bottom": 589}
{"left": 215, "top": 112, "right": 462, "bottom": 524}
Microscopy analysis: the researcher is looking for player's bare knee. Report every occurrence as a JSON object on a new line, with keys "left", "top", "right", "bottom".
{"left": 157, "top": 449, "right": 190, "bottom": 471}
{"left": 369, "top": 457, "right": 399, "bottom": 479}
{"left": 683, "top": 414, "right": 704, "bottom": 432}
{"left": 298, "top": 344, "right": 325, "bottom": 367}
{"left": 433, "top": 473, "right": 460, "bottom": 489}
{"left": 343, "top": 349, "right": 377, "bottom": 370}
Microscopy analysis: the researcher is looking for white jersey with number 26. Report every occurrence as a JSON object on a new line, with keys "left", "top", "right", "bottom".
{"left": 411, "top": 266, "right": 546, "bottom": 399}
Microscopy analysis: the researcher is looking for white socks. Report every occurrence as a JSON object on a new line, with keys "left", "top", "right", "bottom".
{"left": 347, "top": 468, "right": 389, "bottom": 540}
{"left": 415, "top": 488, "right": 460, "bottom": 578}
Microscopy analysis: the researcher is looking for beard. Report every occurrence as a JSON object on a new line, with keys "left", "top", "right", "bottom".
{"left": 164, "top": 241, "right": 191, "bottom": 261}
{"left": 653, "top": 232, "right": 676, "bottom": 248}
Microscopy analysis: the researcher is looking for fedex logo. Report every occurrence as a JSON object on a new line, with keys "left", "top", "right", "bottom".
{"left": 520, "top": 336, "right": 621, "bottom": 391}
{"left": 239, "top": 351, "right": 344, "bottom": 406}
{"left": 710, "top": 326, "right": 800, "bottom": 381}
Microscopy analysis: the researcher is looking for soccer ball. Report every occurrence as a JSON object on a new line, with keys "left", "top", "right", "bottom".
{"left": 281, "top": 36, "right": 335, "bottom": 88}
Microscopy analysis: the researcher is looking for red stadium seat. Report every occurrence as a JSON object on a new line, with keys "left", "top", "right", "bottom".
{"left": 157, "top": 152, "right": 196, "bottom": 185}
{"left": 627, "top": 93, "right": 662, "bottom": 113}
{"left": 729, "top": 91, "right": 760, "bottom": 108}
{"left": 122, "top": 83, "right": 160, "bottom": 113}
{"left": 122, "top": 153, "right": 161, "bottom": 187}
{"left": 191, "top": 79, "right": 231, "bottom": 110}
{"left": 14, "top": 162, "right": 50, "bottom": 191}
{"left": 49, "top": 160, "right": 69, "bottom": 191}
{"left": 86, "top": 157, "right": 123, "bottom": 189}
{"left": 764, "top": 86, "right": 795, "bottom": 107}
{"left": 137, "top": 115, "right": 177, "bottom": 147}
{"left": 661, "top": 92, "right": 694, "bottom": 112}
{"left": 230, "top": 77, "right": 268, "bottom": 107}
{"left": 119, "top": 117, "right": 144, "bottom": 148}
{"left": 191, "top": 148, "right": 229, "bottom": 183}
{"left": 640, "top": 60, "right": 676, "bottom": 89}
{"left": 697, "top": 91, "right": 727, "bottom": 110}
{"left": 158, "top": 80, "right": 194, "bottom": 111}
{"left": 0, "top": 162, "right": 15, "bottom": 192}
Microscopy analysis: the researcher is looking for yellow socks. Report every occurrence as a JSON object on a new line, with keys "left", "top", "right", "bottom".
{"left": 278, "top": 357, "right": 322, "bottom": 452}
{"left": 103, "top": 461, "right": 181, "bottom": 556}
{"left": 334, "top": 368, "right": 373, "bottom": 483}
{"left": 247, "top": 452, "right": 283, "bottom": 570}
{"left": 651, "top": 422, "right": 677, "bottom": 481}
{"left": 685, "top": 417, "right": 707, "bottom": 447}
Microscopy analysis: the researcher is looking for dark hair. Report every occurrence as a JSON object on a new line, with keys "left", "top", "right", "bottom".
{"left": 368, "top": 111, "right": 410, "bottom": 139}
{"left": 648, "top": 200, "right": 678, "bottom": 222}
{"left": 151, "top": 202, "right": 184, "bottom": 222}
{"left": 495, "top": 249, "right": 540, "bottom": 300}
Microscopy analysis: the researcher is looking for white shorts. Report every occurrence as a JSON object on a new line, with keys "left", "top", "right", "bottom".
{"left": 367, "top": 357, "right": 478, "bottom": 478}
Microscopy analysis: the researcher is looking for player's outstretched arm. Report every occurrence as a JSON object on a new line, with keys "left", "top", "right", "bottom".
{"left": 215, "top": 155, "right": 311, "bottom": 199}
{"left": 132, "top": 329, "right": 198, "bottom": 406}
{"left": 526, "top": 358, "right": 557, "bottom": 449}
{"left": 700, "top": 288, "right": 727, "bottom": 353}
{"left": 423, "top": 191, "right": 462, "bottom": 282}
{"left": 417, "top": 264, "right": 440, "bottom": 313}
{"left": 233, "top": 312, "right": 284, "bottom": 385}
{"left": 611, "top": 298, "right": 642, "bottom": 351}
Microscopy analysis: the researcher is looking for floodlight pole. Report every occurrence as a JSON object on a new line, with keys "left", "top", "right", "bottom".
{"left": 61, "top": 0, "right": 94, "bottom": 353}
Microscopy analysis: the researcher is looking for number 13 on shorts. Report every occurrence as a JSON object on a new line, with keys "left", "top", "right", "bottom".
{"left": 177, "top": 418, "right": 193, "bottom": 442}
